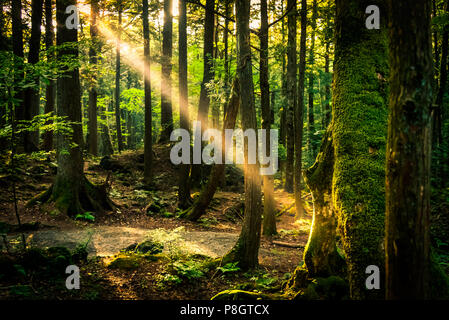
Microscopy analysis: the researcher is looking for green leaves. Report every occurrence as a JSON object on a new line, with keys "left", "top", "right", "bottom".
{"left": 75, "top": 212, "right": 96, "bottom": 222}
{"left": 217, "top": 262, "right": 240, "bottom": 274}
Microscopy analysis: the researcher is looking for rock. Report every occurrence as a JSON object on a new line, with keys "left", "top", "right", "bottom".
{"left": 124, "top": 240, "right": 163, "bottom": 255}
{"left": 107, "top": 254, "right": 140, "bottom": 271}
{"left": 100, "top": 156, "right": 129, "bottom": 173}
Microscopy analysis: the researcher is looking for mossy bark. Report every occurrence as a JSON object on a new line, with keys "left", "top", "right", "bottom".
{"left": 303, "top": 124, "right": 344, "bottom": 277}
{"left": 332, "top": 0, "right": 388, "bottom": 299}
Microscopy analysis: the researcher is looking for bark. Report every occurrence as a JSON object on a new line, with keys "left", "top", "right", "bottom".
{"left": 386, "top": 0, "right": 434, "bottom": 299}
{"left": 306, "top": 0, "right": 317, "bottom": 160}
{"left": 260, "top": 0, "right": 276, "bottom": 236}
{"left": 302, "top": 124, "right": 344, "bottom": 277}
{"left": 294, "top": 0, "right": 306, "bottom": 217}
{"left": 159, "top": 0, "right": 174, "bottom": 142}
{"left": 28, "top": 0, "right": 115, "bottom": 216}
{"left": 332, "top": 0, "right": 388, "bottom": 299}
{"left": 284, "top": 0, "right": 296, "bottom": 194}
{"left": 99, "top": 97, "right": 114, "bottom": 156}
{"left": 223, "top": 0, "right": 262, "bottom": 270}
{"left": 177, "top": 0, "right": 192, "bottom": 206}
{"left": 87, "top": 0, "right": 99, "bottom": 156}
{"left": 181, "top": 78, "right": 240, "bottom": 221}
{"left": 43, "top": 0, "right": 55, "bottom": 151}
{"left": 115, "top": 6, "right": 124, "bottom": 152}
{"left": 143, "top": 0, "right": 153, "bottom": 184}
{"left": 12, "top": 0, "right": 25, "bottom": 150}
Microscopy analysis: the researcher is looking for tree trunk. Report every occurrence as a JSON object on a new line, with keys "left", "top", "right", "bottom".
{"left": 223, "top": 0, "right": 262, "bottom": 270}
{"left": 284, "top": 0, "right": 296, "bottom": 194}
{"left": 29, "top": 0, "right": 114, "bottom": 216}
{"left": 302, "top": 124, "right": 344, "bottom": 277}
{"left": 181, "top": 78, "right": 240, "bottom": 221}
{"left": 332, "top": 0, "right": 388, "bottom": 299}
{"left": 115, "top": 7, "right": 123, "bottom": 153}
{"left": 177, "top": 0, "right": 192, "bottom": 206}
{"left": 143, "top": 0, "right": 153, "bottom": 185}
{"left": 294, "top": 0, "right": 306, "bottom": 217}
{"left": 159, "top": 0, "right": 174, "bottom": 142}
{"left": 87, "top": 0, "right": 99, "bottom": 156}
{"left": 12, "top": 0, "right": 25, "bottom": 152}
{"left": 385, "top": 0, "right": 433, "bottom": 300}
{"left": 306, "top": 0, "right": 317, "bottom": 161}
{"left": 99, "top": 97, "right": 114, "bottom": 156}
{"left": 260, "top": 0, "right": 276, "bottom": 236}
{"left": 43, "top": 0, "right": 55, "bottom": 152}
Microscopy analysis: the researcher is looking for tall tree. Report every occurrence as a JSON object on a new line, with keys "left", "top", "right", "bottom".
{"left": 223, "top": 0, "right": 262, "bottom": 270}
{"left": 284, "top": 0, "right": 296, "bottom": 193}
{"left": 306, "top": 0, "right": 317, "bottom": 160}
{"left": 332, "top": 0, "right": 388, "bottom": 299}
{"left": 87, "top": 0, "right": 99, "bottom": 156}
{"left": 159, "top": 0, "right": 174, "bottom": 142}
{"left": 385, "top": 0, "right": 433, "bottom": 299}
{"left": 115, "top": 3, "right": 124, "bottom": 152}
{"left": 261, "top": 0, "right": 276, "bottom": 236}
{"left": 177, "top": 0, "right": 192, "bottom": 207}
{"left": 43, "top": 0, "right": 55, "bottom": 151}
{"left": 23, "top": 0, "right": 43, "bottom": 152}
{"left": 29, "top": 0, "right": 114, "bottom": 216}
{"left": 143, "top": 0, "right": 153, "bottom": 184}
{"left": 196, "top": 0, "right": 215, "bottom": 132}
{"left": 294, "top": 0, "right": 306, "bottom": 217}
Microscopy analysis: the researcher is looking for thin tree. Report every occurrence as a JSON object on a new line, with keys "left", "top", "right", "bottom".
{"left": 143, "top": 0, "right": 153, "bottom": 185}
{"left": 87, "top": 0, "right": 99, "bottom": 156}
{"left": 43, "top": 0, "right": 55, "bottom": 151}
{"left": 223, "top": 0, "right": 262, "bottom": 270}
{"left": 159, "top": 0, "right": 174, "bottom": 142}
{"left": 294, "top": 0, "right": 306, "bottom": 217}
{"left": 260, "top": 0, "right": 276, "bottom": 236}
{"left": 115, "top": 3, "right": 124, "bottom": 152}
{"left": 284, "top": 0, "right": 296, "bottom": 193}
{"left": 177, "top": 0, "right": 192, "bottom": 207}
{"left": 306, "top": 0, "right": 317, "bottom": 160}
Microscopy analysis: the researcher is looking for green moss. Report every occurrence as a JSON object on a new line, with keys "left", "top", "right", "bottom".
{"left": 331, "top": 1, "right": 388, "bottom": 299}
{"left": 107, "top": 254, "right": 141, "bottom": 271}
{"left": 211, "top": 289, "right": 268, "bottom": 301}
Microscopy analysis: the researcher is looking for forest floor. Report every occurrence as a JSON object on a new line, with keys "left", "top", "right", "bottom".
{"left": 0, "top": 144, "right": 313, "bottom": 300}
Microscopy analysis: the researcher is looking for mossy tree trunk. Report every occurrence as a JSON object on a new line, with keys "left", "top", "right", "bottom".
{"left": 306, "top": 0, "right": 317, "bottom": 161}
{"left": 385, "top": 0, "right": 434, "bottom": 299}
{"left": 115, "top": 6, "right": 123, "bottom": 153}
{"left": 332, "top": 0, "right": 388, "bottom": 299}
{"left": 43, "top": 0, "right": 55, "bottom": 152}
{"left": 143, "top": 0, "right": 153, "bottom": 185}
{"left": 223, "top": 0, "right": 262, "bottom": 270}
{"left": 302, "top": 124, "right": 344, "bottom": 277}
{"left": 181, "top": 78, "right": 240, "bottom": 221}
{"left": 29, "top": 0, "right": 115, "bottom": 216}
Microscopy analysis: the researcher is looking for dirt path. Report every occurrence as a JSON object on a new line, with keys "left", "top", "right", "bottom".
{"left": 16, "top": 226, "right": 239, "bottom": 258}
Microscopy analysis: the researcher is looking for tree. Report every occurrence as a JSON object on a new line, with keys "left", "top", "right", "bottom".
{"left": 43, "top": 0, "right": 55, "bottom": 151}
{"left": 115, "top": 2, "right": 124, "bottom": 152}
{"left": 294, "top": 0, "right": 306, "bottom": 217}
{"left": 159, "top": 0, "right": 174, "bottom": 142}
{"left": 260, "top": 0, "right": 276, "bottom": 236}
{"left": 306, "top": 0, "right": 317, "bottom": 160}
{"left": 331, "top": 0, "right": 388, "bottom": 299}
{"left": 143, "top": 0, "right": 153, "bottom": 185}
{"left": 29, "top": 0, "right": 114, "bottom": 216}
{"left": 87, "top": 0, "right": 99, "bottom": 156}
{"left": 177, "top": 0, "right": 192, "bottom": 207}
{"left": 385, "top": 0, "right": 434, "bottom": 299}
{"left": 223, "top": 0, "right": 262, "bottom": 270}
{"left": 284, "top": 0, "right": 296, "bottom": 194}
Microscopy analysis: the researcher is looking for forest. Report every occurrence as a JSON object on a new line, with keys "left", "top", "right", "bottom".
{"left": 0, "top": 0, "right": 448, "bottom": 303}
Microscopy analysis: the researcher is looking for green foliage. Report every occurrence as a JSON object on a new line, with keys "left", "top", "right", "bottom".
{"left": 75, "top": 212, "right": 96, "bottom": 222}
{"left": 172, "top": 260, "right": 205, "bottom": 280}
{"left": 217, "top": 262, "right": 240, "bottom": 274}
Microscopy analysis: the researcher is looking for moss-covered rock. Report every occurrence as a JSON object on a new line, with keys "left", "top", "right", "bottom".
{"left": 107, "top": 254, "right": 141, "bottom": 271}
